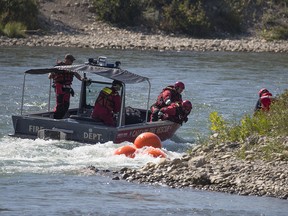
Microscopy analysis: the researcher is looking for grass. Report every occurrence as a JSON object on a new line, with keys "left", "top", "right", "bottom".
{"left": 205, "top": 89, "right": 288, "bottom": 161}
{"left": 3, "top": 22, "right": 26, "bottom": 38}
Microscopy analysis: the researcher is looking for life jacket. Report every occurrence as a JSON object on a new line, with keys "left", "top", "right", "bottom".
{"left": 260, "top": 92, "right": 273, "bottom": 111}
{"left": 155, "top": 86, "right": 182, "bottom": 108}
{"left": 53, "top": 62, "right": 74, "bottom": 85}
{"left": 161, "top": 102, "right": 187, "bottom": 124}
{"left": 95, "top": 87, "right": 118, "bottom": 111}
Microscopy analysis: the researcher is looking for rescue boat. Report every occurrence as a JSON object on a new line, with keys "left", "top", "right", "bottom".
{"left": 10, "top": 57, "right": 181, "bottom": 144}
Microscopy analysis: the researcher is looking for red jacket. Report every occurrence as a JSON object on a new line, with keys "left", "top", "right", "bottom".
{"left": 50, "top": 62, "right": 74, "bottom": 85}
{"left": 159, "top": 102, "right": 189, "bottom": 125}
{"left": 260, "top": 92, "right": 273, "bottom": 111}
{"left": 91, "top": 87, "right": 121, "bottom": 126}
{"left": 153, "top": 85, "right": 182, "bottom": 108}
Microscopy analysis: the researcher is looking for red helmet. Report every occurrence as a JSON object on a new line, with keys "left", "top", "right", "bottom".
{"left": 175, "top": 81, "right": 185, "bottom": 90}
{"left": 182, "top": 100, "right": 192, "bottom": 112}
{"left": 258, "top": 88, "right": 269, "bottom": 97}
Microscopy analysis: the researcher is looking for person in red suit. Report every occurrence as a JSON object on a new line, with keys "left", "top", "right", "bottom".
{"left": 91, "top": 80, "right": 122, "bottom": 126}
{"left": 48, "top": 54, "right": 84, "bottom": 119}
{"left": 158, "top": 100, "right": 192, "bottom": 125}
{"left": 150, "top": 81, "right": 185, "bottom": 121}
{"left": 254, "top": 88, "right": 274, "bottom": 112}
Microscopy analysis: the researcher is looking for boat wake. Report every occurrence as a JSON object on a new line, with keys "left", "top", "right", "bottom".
{"left": 0, "top": 136, "right": 188, "bottom": 175}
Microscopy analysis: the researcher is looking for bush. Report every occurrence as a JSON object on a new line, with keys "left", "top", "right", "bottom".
{"left": 160, "top": 0, "right": 211, "bottom": 37}
{"left": 3, "top": 22, "right": 26, "bottom": 38}
{"left": 208, "top": 90, "right": 288, "bottom": 160}
{"left": 92, "top": 0, "right": 144, "bottom": 26}
{"left": 0, "top": 23, "right": 4, "bottom": 36}
{"left": 0, "top": 0, "right": 39, "bottom": 30}
{"left": 261, "top": 26, "right": 288, "bottom": 40}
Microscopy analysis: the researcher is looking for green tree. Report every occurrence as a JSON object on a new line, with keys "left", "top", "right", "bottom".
{"left": 92, "top": 0, "right": 144, "bottom": 26}
{"left": 0, "top": 0, "right": 39, "bottom": 30}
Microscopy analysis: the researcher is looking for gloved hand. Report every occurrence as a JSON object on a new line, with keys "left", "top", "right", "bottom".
{"left": 70, "top": 88, "right": 75, "bottom": 97}
{"left": 165, "top": 99, "right": 171, "bottom": 105}
{"left": 158, "top": 111, "right": 164, "bottom": 119}
{"left": 84, "top": 78, "right": 92, "bottom": 86}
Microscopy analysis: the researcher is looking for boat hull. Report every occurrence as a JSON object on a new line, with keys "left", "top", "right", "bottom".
{"left": 11, "top": 114, "right": 180, "bottom": 144}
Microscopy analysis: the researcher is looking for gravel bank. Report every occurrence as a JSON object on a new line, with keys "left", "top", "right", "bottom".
{"left": 88, "top": 136, "right": 288, "bottom": 200}
{"left": 1, "top": 32, "right": 288, "bottom": 53}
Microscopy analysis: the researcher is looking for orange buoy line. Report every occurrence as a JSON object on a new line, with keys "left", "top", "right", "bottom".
{"left": 114, "top": 132, "right": 165, "bottom": 158}
{"left": 134, "top": 132, "right": 162, "bottom": 149}
{"left": 114, "top": 145, "right": 136, "bottom": 158}
{"left": 143, "top": 147, "right": 166, "bottom": 158}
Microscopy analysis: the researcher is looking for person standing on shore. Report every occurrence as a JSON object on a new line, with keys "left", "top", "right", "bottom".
{"left": 150, "top": 81, "right": 185, "bottom": 121}
{"left": 48, "top": 54, "right": 84, "bottom": 119}
{"left": 254, "top": 88, "right": 274, "bottom": 113}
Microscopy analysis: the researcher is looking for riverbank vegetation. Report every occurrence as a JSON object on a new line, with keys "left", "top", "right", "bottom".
{"left": 0, "top": 0, "right": 287, "bottom": 40}
{"left": 92, "top": 0, "right": 288, "bottom": 40}
{"left": 207, "top": 90, "right": 288, "bottom": 161}
{"left": 0, "top": 0, "right": 38, "bottom": 37}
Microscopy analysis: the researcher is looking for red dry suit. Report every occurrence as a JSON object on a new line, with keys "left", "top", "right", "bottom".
{"left": 150, "top": 85, "right": 182, "bottom": 121}
{"left": 91, "top": 86, "right": 121, "bottom": 126}
{"left": 50, "top": 62, "right": 74, "bottom": 119}
{"left": 159, "top": 102, "right": 190, "bottom": 125}
{"left": 260, "top": 92, "right": 273, "bottom": 111}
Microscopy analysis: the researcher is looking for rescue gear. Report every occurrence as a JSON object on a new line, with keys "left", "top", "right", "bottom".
{"left": 260, "top": 92, "right": 273, "bottom": 111}
{"left": 95, "top": 87, "right": 116, "bottom": 111}
{"left": 174, "top": 81, "right": 185, "bottom": 90}
{"left": 165, "top": 99, "right": 171, "bottom": 105}
{"left": 52, "top": 71, "right": 74, "bottom": 85}
{"left": 254, "top": 90, "right": 273, "bottom": 112}
{"left": 158, "top": 101, "right": 190, "bottom": 125}
{"left": 154, "top": 85, "right": 182, "bottom": 108}
{"left": 182, "top": 100, "right": 192, "bottom": 113}
{"left": 91, "top": 86, "right": 122, "bottom": 126}
{"left": 258, "top": 88, "right": 269, "bottom": 97}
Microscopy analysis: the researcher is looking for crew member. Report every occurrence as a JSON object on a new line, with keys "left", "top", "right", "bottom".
{"left": 150, "top": 81, "right": 185, "bottom": 121}
{"left": 48, "top": 54, "right": 84, "bottom": 119}
{"left": 91, "top": 80, "right": 122, "bottom": 126}
{"left": 254, "top": 88, "right": 273, "bottom": 112}
{"left": 158, "top": 100, "right": 192, "bottom": 125}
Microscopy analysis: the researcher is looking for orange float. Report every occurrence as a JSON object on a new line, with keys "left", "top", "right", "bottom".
{"left": 114, "top": 145, "right": 136, "bottom": 158}
{"left": 143, "top": 147, "right": 166, "bottom": 158}
{"left": 134, "top": 132, "right": 162, "bottom": 149}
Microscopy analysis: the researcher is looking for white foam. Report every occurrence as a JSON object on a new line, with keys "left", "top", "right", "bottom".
{"left": 0, "top": 137, "right": 187, "bottom": 175}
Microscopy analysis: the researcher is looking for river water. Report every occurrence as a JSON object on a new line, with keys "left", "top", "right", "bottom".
{"left": 0, "top": 46, "right": 287, "bottom": 215}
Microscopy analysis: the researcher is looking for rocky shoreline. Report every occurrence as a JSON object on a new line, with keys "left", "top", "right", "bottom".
{"left": 87, "top": 136, "right": 288, "bottom": 200}
{"left": 1, "top": 31, "right": 288, "bottom": 53}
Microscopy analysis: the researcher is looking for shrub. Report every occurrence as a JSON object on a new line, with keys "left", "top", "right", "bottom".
{"left": 261, "top": 26, "right": 288, "bottom": 40}
{"left": 160, "top": 0, "right": 210, "bottom": 37}
{"left": 92, "top": 0, "right": 144, "bottom": 26}
{"left": 208, "top": 90, "right": 288, "bottom": 160}
{"left": 0, "top": 0, "right": 39, "bottom": 30}
{"left": 3, "top": 22, "right": 26, "bottom": 38}
{"left": 0, "top": 23, "right": 4, "bottom": 36}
